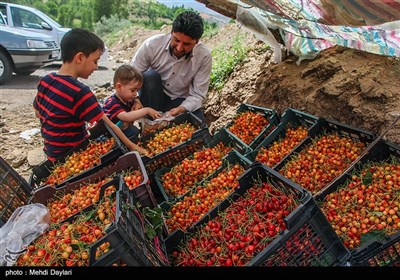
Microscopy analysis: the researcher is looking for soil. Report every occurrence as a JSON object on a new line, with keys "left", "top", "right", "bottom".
{"left": 0, "top": 23, "right": 399, "bottom": 181}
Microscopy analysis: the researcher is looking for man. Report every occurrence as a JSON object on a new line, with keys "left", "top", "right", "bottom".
{"left": 130, "top": 11, "right": 212, "bottom": 121}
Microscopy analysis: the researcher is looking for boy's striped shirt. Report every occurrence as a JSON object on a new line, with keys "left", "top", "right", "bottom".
{"left": 34, "top": 73, "right": 103, "bottom": 161}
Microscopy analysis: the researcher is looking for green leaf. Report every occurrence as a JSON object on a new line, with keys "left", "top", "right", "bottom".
{"left": 141, "top": 206, "right": 165, "bottom": 240}
{"left": 145, "top": 223, "right": 157, "bottom": 240}
{"left": 82, "top": 208, "right": 97, "bottom": 221}
{"left": 359, "top": 230, "right": 386, "bottom": 246}
{"left": 362, "top": 171, "right": 373, "bottom": 186}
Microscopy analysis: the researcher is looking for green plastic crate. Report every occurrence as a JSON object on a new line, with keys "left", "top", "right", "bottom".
{"left": 224, "top": 103, "right": 279, "bottom": 153}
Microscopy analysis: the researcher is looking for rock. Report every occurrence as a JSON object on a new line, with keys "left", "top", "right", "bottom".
{"left": 27, "top": 147, "right": 46, "bottom": 166}
{"left": 8, "top": 149, "right": 24, "bottom": 159}
{"left": 11, "top": 156, "right": 26, "bottom": 168}
{"left": 6, "top": 149, "right": 26, "bottom": 168}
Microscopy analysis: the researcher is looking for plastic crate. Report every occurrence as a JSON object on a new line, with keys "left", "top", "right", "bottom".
{"left": 351, "top": 230, "right": 400, "bottom": 266}
{"left": 275, "top": 118, "right": 376, "bottom": 196}
{"left": 120, "top": 179, "right": 157, "bottom": 209}
{"left": 132, "top": 112, "right": 211, "bottom": 175}
{"left": 0, "top": 157, "right": 32, "bottom": 227}
{"left": 314, "top": 140, "right": 400, "bottom": 265}
{"left": 36, "top": 150, "right": 152, "bottom": 208}
{"left": 161, "top": 150, "right": 252, "bottom": 237}
{"left": 224, "top": 103, "right": 279, "bottom": 152}
{"left": 29, "top": 119, "right": 128, "bottom": 190}
{"left": 89, "top": 189, "right": 169, "bottom": 266}
{"left": 246, "top": 108, "right": 319, "bottom": 168}
{"left": 209, "top": 128, "right": 250, "bottom": 155}
{"left": 154, "top": 129, "right": 248, "bottom": 204}
{"left": 32, "top": 177, "right": 120, "bottom": 225}
{"left": 165, "top": 162, "right": 350, "bottom": 266}
{"left": 315, "top": 139, "right": 400, "bottom": 201}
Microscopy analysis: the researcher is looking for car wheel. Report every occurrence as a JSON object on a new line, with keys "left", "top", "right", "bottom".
{"left": 15, "top": 70, "right": 35, "bottom": 76}
{"left": 0, "top": 51, "right": 13, "bottom": 85}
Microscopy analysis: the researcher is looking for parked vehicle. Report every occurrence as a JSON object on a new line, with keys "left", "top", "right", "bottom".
{"left": 0, "top": 1, "right": 108, "bottom": 62}
{"left": 0, "top": 12, "right": 59, "bottom": 85}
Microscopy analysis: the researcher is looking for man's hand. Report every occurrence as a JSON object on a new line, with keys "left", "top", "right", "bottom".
{"left": 168, "top": 106, "right": 186, "bottom": 116}
{"left": 131, "top": 98, "right": 143, "bottom": 110}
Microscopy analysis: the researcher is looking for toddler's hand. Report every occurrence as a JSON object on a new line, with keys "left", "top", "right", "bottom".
{"left": 147, "top": 108, "right": 163, "bottom": 120}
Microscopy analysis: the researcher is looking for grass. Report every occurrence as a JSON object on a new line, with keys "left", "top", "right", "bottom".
{"left": 210, "top": 34, "right": 249, "bottom": 91}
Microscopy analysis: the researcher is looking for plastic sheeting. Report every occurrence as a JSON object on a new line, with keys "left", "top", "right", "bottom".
{"left": 231, "top": 0, "right": 400, "bottom": 62}
{"left": 240, "top": 0, "right": 400, "bottom": 26}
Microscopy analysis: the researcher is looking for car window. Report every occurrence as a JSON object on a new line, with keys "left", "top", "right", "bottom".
{"left": 0, "top": 6, "right": 6, "bottom": 23}
{"left": 11, "top": 6, "right": 49, "bottom": 30}
{"left": 0, "top": 11, "right": 5, "bottom": 25}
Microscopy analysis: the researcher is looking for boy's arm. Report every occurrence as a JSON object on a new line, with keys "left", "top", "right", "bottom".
{"left": 33, "top": 97, "right": 40, "bottom": 118}
{"left": 34, "top": 107, "right": 40, "bottom": 118}
{"left": 117, "top": 108, "right": 162, "bottom": 122}
{"left": 99, "top": 114, "right": 148, "bottom": 156}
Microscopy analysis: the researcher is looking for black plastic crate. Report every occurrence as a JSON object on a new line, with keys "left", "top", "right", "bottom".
{"left": 161, "top": 150, "right": 252, "bottom": 237}
{"left": 154, "top": 129, "right": 246, "bottom": 204}
{"left": 165, "top": 162, "right": 350, "bottom": 266}
{"left": 314, "top": 140, "right": 400, "bottom": 265}
{"left": 132, "top": 112, "right": 211, "bottom": 175}
{"left": 224, "top": 103, "right": 279, "bottom": 152}
{"left": 275, "top": 118, "right": 376, "bottom": 196}
{"left": 89, "top": 238, "right": 142, "bottom": 266}
{"left": 89, "top": 189, "right": 169, "bottom": 266}
{"left": 29, "top": 119, "right": 128, "bottom": 190}
{"left": 351, "top": 230, "right": 400, "bottom": 266}
{"left": 0, "top": 157, "right": 32, "bottom": 227}
{"left": 120, "top": 180, "right": 157, "bottom": 209}
{"left": 246, "top": 108, "right": 319, "bottom": 168}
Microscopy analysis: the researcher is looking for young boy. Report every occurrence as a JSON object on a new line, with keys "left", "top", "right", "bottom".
{"left": 102, "top": 64, "right": 161, "bottom": 138}
{"left": 33, "top": 28, "right": 148, "bottom": 161}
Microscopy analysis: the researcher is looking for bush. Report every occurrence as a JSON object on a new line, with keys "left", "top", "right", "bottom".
{"left": 210, "top": 34, "right": 249, "bottom": 91}
{"left": 94, "top": 14, "right": 133, "bottom": 38}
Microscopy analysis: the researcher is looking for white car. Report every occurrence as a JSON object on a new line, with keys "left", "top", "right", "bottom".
{"left": 0, "top": 1, "right": 108, "bottom": 62}
{"left": 0, "top": 13, "right": 59, "bottom": 84}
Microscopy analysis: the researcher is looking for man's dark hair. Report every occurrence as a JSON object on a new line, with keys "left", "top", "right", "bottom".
{"left": 172, "top": 11, "right": 204, "bottom": 40}
{"left": 61, "top": 28, "right": 105, "bottom": 62}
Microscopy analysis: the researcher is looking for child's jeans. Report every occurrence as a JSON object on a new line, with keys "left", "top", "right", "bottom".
{"left": 124, "top": 124, "right": 140, "bottom": 139}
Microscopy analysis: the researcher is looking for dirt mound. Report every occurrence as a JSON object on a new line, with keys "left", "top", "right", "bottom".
{"left": 202, "top": 25, "right": 400, "bottom": 145}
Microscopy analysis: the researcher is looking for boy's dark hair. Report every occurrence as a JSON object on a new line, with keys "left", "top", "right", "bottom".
{"left": 113, "top": 64, "right": 143, "bottom": 86}
{"left": 61, "top": 28, "right": 105, "bottom": 62}
{"left": 172, "top": 11, "right": 204, "bottom": 40}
